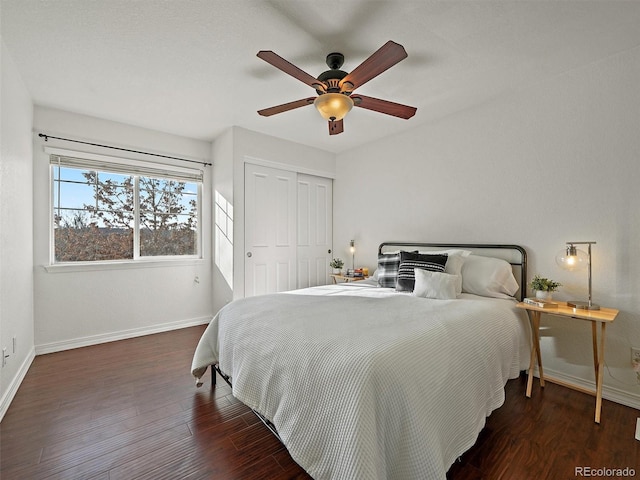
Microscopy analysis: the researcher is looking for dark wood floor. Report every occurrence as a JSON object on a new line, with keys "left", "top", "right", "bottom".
{"left": 1, "top": 325, "right": 639, "bottom": 479}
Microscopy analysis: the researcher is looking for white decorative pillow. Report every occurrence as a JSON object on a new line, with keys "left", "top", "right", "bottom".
{"left": 461, "top": 254, "right": 519, "bottom": 299}
{"left": 419, "top": 250, "right": 471, "bottom": 296}
{"left": 413, "top": 269, "right": 458, "bottom": 300}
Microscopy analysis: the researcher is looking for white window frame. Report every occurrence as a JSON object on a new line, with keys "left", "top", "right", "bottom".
{"left": 47, "top": 147, "right": 203, "bottom": 270}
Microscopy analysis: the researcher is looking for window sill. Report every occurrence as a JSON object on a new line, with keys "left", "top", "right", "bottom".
{"left": 43, "top": 258, "right": 205, "bottom": 273}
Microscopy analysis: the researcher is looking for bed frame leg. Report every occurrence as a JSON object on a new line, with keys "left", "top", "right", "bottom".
{"left": 210, "top": 364, "right": 282, "bottom": 443}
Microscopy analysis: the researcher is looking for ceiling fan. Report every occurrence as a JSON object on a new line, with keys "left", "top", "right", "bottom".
{"left": 257, "top": 40, "right": 417, "bottom": 135}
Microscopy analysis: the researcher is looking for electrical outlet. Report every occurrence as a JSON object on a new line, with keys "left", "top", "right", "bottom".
{"left": 632, "top": 348, "right": 640, "bottom": 384}
{"left": 632, "top": 347, "right": 640, "bottom": 365}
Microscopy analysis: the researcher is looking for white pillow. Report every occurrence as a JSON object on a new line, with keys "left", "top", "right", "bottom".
{"left": 461, "top": 254, "right": 519, "bottom": 299}
{"left": 413, "top": 269, "right": 458, "bottom": 300}
{"left": 419, "top": 250, "right": 471, "bottom": 296}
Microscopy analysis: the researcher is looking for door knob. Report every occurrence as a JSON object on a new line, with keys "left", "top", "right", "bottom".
{"left": 247, "top": 252, "right": 252, "bottom": 258}
{"left": 328, "top": 249, "right": 332, "bottom": 254}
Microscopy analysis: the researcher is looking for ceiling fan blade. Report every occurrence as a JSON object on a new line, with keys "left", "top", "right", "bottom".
{"left": 258, "top": 97, "right": 316, "bottom": 117}
{"left": 329, "top": 119, "right": 344, "bottom": 135}
{"left": 257, "top": 51, "right": 325, "bottom": 92}
{"left": 352, "top": 94, "right": 417, "bottom": 119}
{"left": 339, "top": 41, "right": 407, "bottom": 92}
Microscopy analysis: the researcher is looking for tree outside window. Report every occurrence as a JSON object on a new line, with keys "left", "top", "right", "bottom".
{"left": 53, "top": 165, "right": 199, "bottom": 262}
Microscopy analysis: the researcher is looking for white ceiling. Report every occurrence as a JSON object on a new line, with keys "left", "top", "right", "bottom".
{"left": 3, "top": 1, "right": 640, "bottom": 154}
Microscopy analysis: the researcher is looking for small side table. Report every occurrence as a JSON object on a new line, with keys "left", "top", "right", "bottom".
{"left": 516, "top": 301, "right": 618, "bottom": 424}
{"left": 331, "top": 274, "right": 368, "bottom": 284}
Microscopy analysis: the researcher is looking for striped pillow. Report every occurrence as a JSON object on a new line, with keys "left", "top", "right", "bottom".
{"left": 396, "top": 251, "right": 448, "bottom": 292}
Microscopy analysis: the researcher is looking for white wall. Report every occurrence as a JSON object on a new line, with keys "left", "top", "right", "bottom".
{"left": 211, "top": 127, "right": 234, "bottom": 314}
{"left": 32, "top": 107, "right": 214, "bottom": 352}
{"left": 334, "top": 46, "right": 640, "bottom": 407}
{"left": 0, "top": 39, "right": 35, "bottom": 419}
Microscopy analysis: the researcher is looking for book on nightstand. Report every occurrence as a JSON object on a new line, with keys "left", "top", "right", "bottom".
{"left": 523, "top": 297, "right": 559, "bottom": 308}
{"left": 346, "top": 269, "right": 364, "bottom": 277}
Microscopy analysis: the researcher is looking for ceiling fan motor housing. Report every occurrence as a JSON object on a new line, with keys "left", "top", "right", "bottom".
{"left": 316, "top": 52, "right": 348, "bottom": 94}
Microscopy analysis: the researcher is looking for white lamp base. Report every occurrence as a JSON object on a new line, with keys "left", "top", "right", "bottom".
{"left": 567, "top": 300, "right": 600, "bottom": 310}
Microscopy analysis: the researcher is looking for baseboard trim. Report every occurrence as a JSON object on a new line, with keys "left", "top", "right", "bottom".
{"left": 0, "top": 347, "right": 36, "bottom": 422}
{"left": 35, "top": 316, "right": 211, "bottom": 355}
{"left": 531, "top": 367, "right": 640, "bottom": 411}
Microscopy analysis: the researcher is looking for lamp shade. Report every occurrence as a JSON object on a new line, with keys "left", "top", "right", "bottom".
{"left": 556, "top": 244, "right": 588, "bottom": 271}
{"left": 314, "top": 93, "right": 354, "bottom": 121}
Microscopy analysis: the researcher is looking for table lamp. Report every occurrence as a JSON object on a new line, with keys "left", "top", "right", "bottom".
{"left": 350, "top": 240, "right": 355, "bottom": 271}
{"left": 556, "top": 241, "right": 599, "bottom": 310}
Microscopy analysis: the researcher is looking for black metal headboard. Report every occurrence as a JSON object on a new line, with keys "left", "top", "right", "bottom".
{"left": 378, "top": 242, "right": 528, "bottom": 301}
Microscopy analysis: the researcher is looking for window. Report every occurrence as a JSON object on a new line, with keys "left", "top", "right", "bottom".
{"left": 51, "top": 152, "right": 202, "bottom": 263}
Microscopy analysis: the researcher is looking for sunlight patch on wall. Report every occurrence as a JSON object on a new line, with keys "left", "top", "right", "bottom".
{"left": 214, "top": 190, "right": 233, "bottom": 288}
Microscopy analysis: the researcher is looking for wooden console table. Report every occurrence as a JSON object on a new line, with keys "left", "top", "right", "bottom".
{"left": 516, "top": 301, "right": 618, "bottom": 424}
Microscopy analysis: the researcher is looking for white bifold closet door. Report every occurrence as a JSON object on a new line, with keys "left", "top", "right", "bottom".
{"left": 296, "top": 173, "right": 332, "bottom": 289}
{"left": 244, "top": 163, "right": 332, "bottom": 297}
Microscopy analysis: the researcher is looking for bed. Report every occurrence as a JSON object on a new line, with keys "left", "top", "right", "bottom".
{"left": 191, "top": 242, "right": 531, "bottom": 479}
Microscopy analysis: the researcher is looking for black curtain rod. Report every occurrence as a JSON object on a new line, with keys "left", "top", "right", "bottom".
{"left": 38, "top": 133, "right": 212, "bottom": 167}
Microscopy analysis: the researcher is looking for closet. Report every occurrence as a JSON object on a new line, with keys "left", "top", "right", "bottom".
{"left": 244, "top": 163, "right": 333, "bottom": 297}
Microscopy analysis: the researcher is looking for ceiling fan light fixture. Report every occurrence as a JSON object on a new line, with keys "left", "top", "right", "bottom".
{"left": 313, "top": 93, "right": 354, "bottom": 121}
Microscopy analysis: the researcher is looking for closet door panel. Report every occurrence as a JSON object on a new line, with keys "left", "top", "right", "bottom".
{"left": 245, "top": 164, "right": 297, "bottom": 297}
{"left": 297, "top": 174, "right": 333, "bottom": 288}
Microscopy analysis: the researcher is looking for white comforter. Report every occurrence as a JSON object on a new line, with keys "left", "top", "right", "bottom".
{"left": 191, "top": 281, "right": 530, "bottom": 479}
